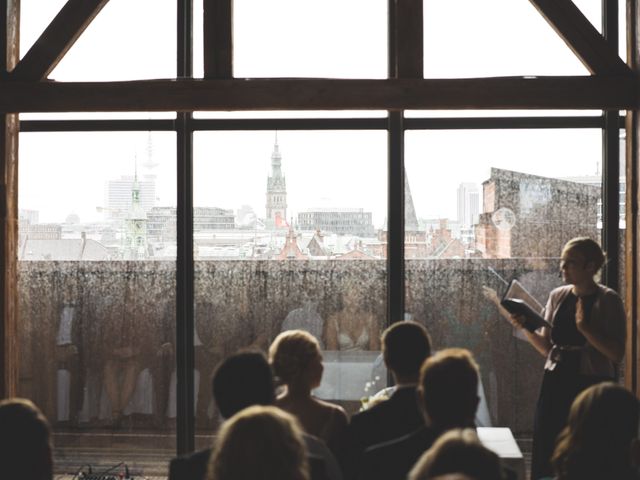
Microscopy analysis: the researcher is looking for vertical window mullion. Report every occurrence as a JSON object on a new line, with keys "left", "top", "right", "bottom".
{"left": 387, "top": 0, "right": 405, "bottom": 327}
{"left": 602, "top": 0, "right": 620, "bottom": 290}
{"left": 176, "top": 0, "right": 195, "bottom": 456}
{"left": 387, "top": 112, "right": 405, "bottom": 325}
{"left": 603, "top": 111, "right": 620, "bottom": 290}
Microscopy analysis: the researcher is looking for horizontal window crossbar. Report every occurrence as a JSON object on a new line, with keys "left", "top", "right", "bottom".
{"left": 3, "top": 77, "right": 638, "bottom": 113}
{"left": 19, "top": 119, "right": 175, "bottom": 132}
{"left": 19, "top": 115, "right": 622, "bottom": 133}
{"left": 404, "top": 116, "right": 609, "bottom": 130}
{"left": 191, "top": 118, "right": 387, "bottom": 130}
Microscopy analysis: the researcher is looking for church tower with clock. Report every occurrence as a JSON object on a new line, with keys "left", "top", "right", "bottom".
{"left": 265, "top": 133, "right": 288, "bottom": 228}
{"left": 123, "top": 161, "right": 148, "bottom": 259}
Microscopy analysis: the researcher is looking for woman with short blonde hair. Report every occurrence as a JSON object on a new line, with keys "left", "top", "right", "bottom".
{"left": 207, "top": 405, "right": 309, "bottom": 480}
{"left": 269, "top": 330, "right": 348, "bottom": 455}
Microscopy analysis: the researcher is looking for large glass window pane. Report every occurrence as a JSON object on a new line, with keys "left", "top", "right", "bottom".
{"left": 20, "top": 0, "right": 176, "bottom": 81}
{"left": 424, "top": 0, "right": 588, "bottom": 77}
{"left": 192, "top": 130, "right": 387, "bottom": 443}
{"left": 18, "top": 132, "right": 176, "bottom": 477}
{"left": 229, "top": 0, "right": 387, "bottom": 78}
{"left": 19, "top": 0, "right": 67, "bottom": 56}
{"left": 404, "top": 129, "right": 602, "bottom": 439}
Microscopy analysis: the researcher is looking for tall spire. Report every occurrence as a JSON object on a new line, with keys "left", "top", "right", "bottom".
{"left": 124, "top": 155, "right": 148, "bottom": 259}
{"left": 143, "top": 131, "right": 159, "bottom": 172}
{"left": 271, "top": 131, "right": 282, "bottom": 177}
{"left": 405, "top": 168, "right": 420, "bottom": 231}
{"left": 132, "top": 155, "right": 140, "bottom": 205}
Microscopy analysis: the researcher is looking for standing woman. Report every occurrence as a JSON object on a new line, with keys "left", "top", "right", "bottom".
{"left": 508, "top": 237, "right": 626, "bottom": 480}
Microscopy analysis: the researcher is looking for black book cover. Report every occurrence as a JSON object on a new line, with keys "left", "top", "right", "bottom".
{"left": 500, "top": 280, "right": 551, "bottom": 333}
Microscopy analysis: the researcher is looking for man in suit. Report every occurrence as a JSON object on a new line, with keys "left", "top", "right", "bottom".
{"left": 342, "top": 321, "right": 432, "bottom": 479}
{"left": 168, "top": 350, "right": 342, "bottom": 480}
{"left": 357, "top": 348, "right": 482, "bottom": 480}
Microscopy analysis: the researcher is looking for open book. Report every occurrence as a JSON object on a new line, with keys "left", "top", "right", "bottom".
{"left": 500, "top": 279, "right": 552, "bottom": 333}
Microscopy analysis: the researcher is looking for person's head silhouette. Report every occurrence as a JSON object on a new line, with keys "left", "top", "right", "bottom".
{"left": 552, "top": 381, "right": 640, "bottom": 480}
{"left": 212, "top": 350, "right": 275, "bottom": 419}
{"left": 382, "top": 320, "right": 432, "bottom": 384}
{"left": 0, "top": 398, "right": 53, "bottom": 480}
{"left": 418, "top": 348, "right": 480, "bottom": 430}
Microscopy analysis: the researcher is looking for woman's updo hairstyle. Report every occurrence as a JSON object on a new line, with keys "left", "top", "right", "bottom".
{"left": 269, "top": 330, "right": 321, "bottom": 384}
{"left": 562, "top": 237, "right": 606, "bottom": 273}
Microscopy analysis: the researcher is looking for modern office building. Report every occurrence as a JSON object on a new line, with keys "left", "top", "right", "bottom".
{"left": 457, "top": 182, "right": 480, "bottom": 228}
{"left": 105, "top": 174, "right": 156, "bottom": 219}
{"left": 297, "top": 208, "right": 375, "bottom": 237}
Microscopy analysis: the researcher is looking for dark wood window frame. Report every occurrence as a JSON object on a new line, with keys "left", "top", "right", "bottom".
{"left": 2, "top": 0, "right": 640, "bottom": 456}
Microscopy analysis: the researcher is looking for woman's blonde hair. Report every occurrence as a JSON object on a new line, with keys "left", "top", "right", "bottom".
{"left": 409, "top": 429, "right": 504, "bottom": 480}
{"left": 269, "top": 330, "right": 321, "bottom": 384}
{"left": 207, "top": 405, "right": 310, "bottom": 480}
{"left": 562, "top": 237, "right": 606, "bottom": 273}
{"left": 552, "top": 382, "right": 639, "bottom": 480}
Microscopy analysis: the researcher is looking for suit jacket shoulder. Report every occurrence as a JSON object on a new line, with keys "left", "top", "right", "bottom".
{"left": 342, "top": 387, "right": 424, "bottom": 480}
{"left": 349, "top": 386, "right": 423, "bottom": 447}
{"left": 358, "top": 427, "right": 437, "bottom": 480}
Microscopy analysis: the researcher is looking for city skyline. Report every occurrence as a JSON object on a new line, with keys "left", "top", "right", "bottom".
{"left": 17, "top": 1, "right": 612, "bottom": 230}
{"left": 20, "top": 128, "right": 606, "bottom": 231}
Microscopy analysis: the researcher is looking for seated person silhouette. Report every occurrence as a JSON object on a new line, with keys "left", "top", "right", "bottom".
{"left": 269, "top": 330, "right": 348, "bottom": 456}
{"left": 0, "top": 398, "right": 53, "bottom": 480}
{"left": 55, "top": 283, "right": 83, "bottom": 425}
{"left": 408, "top": 429, "right": 506, "bottom": 480}
{"left": 551, "top": 381, "right": 640, "bottom": 480}
{"left": 342, "top": 320, "right": 432, "bottom": 480}
{"left": 206, "top": 405, "right": 311, "bottom": 480}
{"left": 281, "top": 291, "right": 325, "bottom": 348}
{"left": 358, "top": 348, "right": 481, "bottom": 480}
{"left": 168, "top": 351, "right": 343, "bottom": 480}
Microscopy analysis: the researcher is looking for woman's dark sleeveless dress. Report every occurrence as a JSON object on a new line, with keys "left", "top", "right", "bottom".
{"left": 531, "top": 291, "right": 610, "bottom": 480}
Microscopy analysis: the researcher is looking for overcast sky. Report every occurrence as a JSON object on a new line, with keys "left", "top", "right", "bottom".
{"left": 17, "top": 0, "right": 618, "bottom": 227}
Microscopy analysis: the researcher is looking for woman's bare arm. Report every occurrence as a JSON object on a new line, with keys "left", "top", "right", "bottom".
{"left": 324, "top": 314, "right": 339, "bottom": 350}
{"left": 523, "top": 325, "right": 553, "bottom": 357}
{"left": 483, "top": 286, "right": 551, "bottom": 357}
{"left": 368, "top": 315, "right": 380, "bottom": 350}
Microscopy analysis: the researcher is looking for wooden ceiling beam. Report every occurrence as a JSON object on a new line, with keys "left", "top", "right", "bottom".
{"left": 394, "top": 0, "right": 423, "bottom": 79}
{"left": 529, "top": 0, "right": 632, "bottom": 75}
{"left": 1, "top": 0, "right": 20, "bottom": 399}
{"left": 0, "top": 76, "right": 636, "bottom": 113}
{"left": 203, "top": 0, "right": 232, "bottom": 78}
{"left": 9, "top": 0, "right": 110, "bottom": 81}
